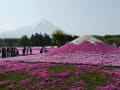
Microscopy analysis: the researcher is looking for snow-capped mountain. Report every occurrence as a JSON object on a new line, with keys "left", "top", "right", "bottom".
{"left": 0, "top": 19, "right": 59, "bottom": 38}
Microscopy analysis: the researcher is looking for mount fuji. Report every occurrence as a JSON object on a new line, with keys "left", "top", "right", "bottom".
{"left": 0, "top": 19, "right": 59, "bottom": 38}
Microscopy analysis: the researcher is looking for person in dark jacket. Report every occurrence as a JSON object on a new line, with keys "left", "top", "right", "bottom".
{"left": 23, "top": 47, "right": 26, "bottom": 56}
{"left": 6, "top": 47, "right": 10, "bottom": 57}
{"left": 26, "top": 47, "right": 29, "bottom": 55}
{"left": 40, "top": 46, "right": 44, "bottom": 54}
{"left": 29, "top": 47, "right": 32, "bottom": 55}
{"left": 2, "top": 48, "right": 6, "bottom": 58}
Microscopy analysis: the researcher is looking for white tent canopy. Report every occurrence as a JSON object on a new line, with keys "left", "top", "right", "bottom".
{"left": 71, "top": 35, "right": 102, "bottom": 44}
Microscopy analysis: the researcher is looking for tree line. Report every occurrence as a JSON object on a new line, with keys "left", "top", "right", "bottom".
{"left": 94, "top": 35, "right": 120, "bottom": 45}
{"left": 0, "top": 30, "right": 120, "bottom": 47}
{"left": 0, "top": 30, "right": 78, "bottom": 47}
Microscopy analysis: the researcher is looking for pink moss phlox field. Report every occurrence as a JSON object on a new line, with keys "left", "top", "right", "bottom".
{"left": 1, "top": 61, "right": 120, "bottom": 89}
{"left": 1, "top": 41, "right": 120, "bottom": 66}
{"left": 73, "top": 65, "right": 120, "bottom": 89}
{"left": 75, "top": 81, "right": 88, "bottom": 87}
{"left": 56, "top": 70, "right": 72, "bottom": 78}
{"left": 0, "top": 80, "right": 10, "bottom": 86}
{"left": 74, "top": 65, "right": 103, "bottom": 71}
{"left": 75, "top": 72, "right": 83, "bottom": 75}
{"left": 46, "top": 41, "right": 120, "bottom": 55}
{"left": 1, "top": 50, "right": 120, "bottom": 66}
{"left": 7, "top": 84, "right": 13, "bottom": 89}
{"left": 96, "top": 85, "right": 120, "bottom": 90}
{"left": 69, "top": 87, "right": 85, "bottom": 90}
{"left": 92, "top": 77, "right": 96, "bottom": 81}
{"left": 30, "top": 81, "right": 46, "bottom": 89}
{"left": 1, "top": 49, "right": 120, "bottom": 66}
{"left": 17, "top": 79, "right": 30, "bottom": 84}
{"left": 0, "top": 61, "right": 53, "bottom": 74}
{"left": 31, "top": 69, "right": 48, "bottom": 79}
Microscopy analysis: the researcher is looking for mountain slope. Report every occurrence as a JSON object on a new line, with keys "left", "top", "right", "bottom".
{"left": 0, "top": 19, "right": 59, "bottom": 38}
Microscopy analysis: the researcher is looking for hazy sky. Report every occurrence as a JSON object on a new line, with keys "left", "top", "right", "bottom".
{"left": 0, "top": 0, "right": 120, "bottom": 35}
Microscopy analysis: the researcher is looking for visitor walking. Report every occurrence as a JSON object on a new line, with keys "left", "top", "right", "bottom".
{"left": 2, "top": 48, "right": 6, "bottom": 58}
{"left": 15, "top": 48, "right": 19, "bottom": 56}
{"left": 30, "top": 47, "right": 32, "bottom": 55}
{"left": 26, "top": 47, "right": 29, "bottom": 55}
{"left": 23, "top": 47, "right": 26, "bottom": 56}
{"left": 6, "top": 47, "right": 10, "bottom": 57}
{"left": 11, "top": 47, "right": 14, "bottom": 57}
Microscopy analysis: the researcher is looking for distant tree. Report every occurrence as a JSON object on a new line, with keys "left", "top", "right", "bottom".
{"left": 44, "top": 33, "right": 51, "bottom": 46}
{"left": 52, "top": 30, "right": 67, "bottom": 47}
{"left": 35, "top": 33, "right": 41, "bottom": 46}
{"left": 66, "top": 35, "right": 72, "bottom": 41}
{"left": 0, "top": 39, "right": 3, "bottom": 47}
{"left": 19, "top": 35, "right": 29, "bottom": 47}
{"left": 30, "top": 34, "right": 35, "bottom": 46}
{"left": 72, "top": 35, "right": 79, "bottom": 40}
{"left": 64, "top": 34, "right": 78, "bottom": 44}
{"left": 38, "top": 33, "right": 44, "bottom": 46}
{"left": 104, "top": 35, "right": 112, "bottom": 39}
{"left": 1, "top": 39, "right": 19, "bottom": 47}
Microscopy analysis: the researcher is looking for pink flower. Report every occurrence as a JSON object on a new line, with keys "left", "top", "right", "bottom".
{"left": 56, "top": 70, "right": 72, "bottom": 78}
{"left": 0, "top": 80, "right": 10, "bottom": 86}
{"left": 75, "top": 81, "right": 87, "bottom": 87}
{"left": 96, "top": 85, "right": 120, "bottom": 90}
{"left": 69, "top": 87, "right": 84, "bottom": 90}
{"left": 7, "top": 84, "right": 13, "bottom": 89}
{"left": 92, "top": 77, "right": 96, "bottom": 81}
{"left": 17, "top": 79, "right": 30, "bottom": 84}
{"left": 75, "top": 72, "right": 83, "bottom": 75}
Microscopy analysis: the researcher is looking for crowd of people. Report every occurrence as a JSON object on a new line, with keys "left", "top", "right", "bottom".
{"left": 0, "top": 47, "right": 19, "bottom": 58}
{"left": 0, "top": 46, "right": 33, "bottom": 58}
{"left": 0, "top": 46, "right": 49, "bottom": 58}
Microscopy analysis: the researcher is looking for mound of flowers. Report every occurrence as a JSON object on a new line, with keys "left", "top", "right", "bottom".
{"left": 46, "top": 41, "right": 120, "bottom": 55}
{"left": 0, "top": 61, "right": 120, "bottom": 89}
{"left": 1, "top": 41, "right": 120, "bottom": 66}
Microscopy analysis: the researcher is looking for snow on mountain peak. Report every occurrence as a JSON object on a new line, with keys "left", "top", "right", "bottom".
{"left": 0, "top": 19, "right": 59, "bottom": 38}
{"left": 30, "top": 19, "right": 52, "bottom": 29}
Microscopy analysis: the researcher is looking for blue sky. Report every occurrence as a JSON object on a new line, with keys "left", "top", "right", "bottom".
{"left": 0, "top": 0, "right": 120, "bottom": 35}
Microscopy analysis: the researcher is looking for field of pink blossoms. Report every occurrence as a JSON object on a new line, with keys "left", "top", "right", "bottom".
{"left": 1, "top": 41, "right": 120, "bottom": 66}
{"left": 0, "top": 41, "right": 120, "bottom": 89}
{"left": 0, "top": 61, "right": 120, "bottom": 89}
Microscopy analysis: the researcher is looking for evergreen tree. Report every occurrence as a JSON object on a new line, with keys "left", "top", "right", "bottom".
{"left": 19, "top": 35, "right": 29, "bottom": 47}
{"left": 44, "top": 33, "right": 51, "bottom": 46}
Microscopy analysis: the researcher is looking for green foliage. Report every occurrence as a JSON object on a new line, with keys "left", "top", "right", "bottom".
{"left": 94, "top": 34, "right": 120, "bottom": 46}
{"left": 0, "top": 64, "right": 117, "bottom": 90}
{"left": 46, "top": 65, "right": 113, "bottom": 90}
{"left": 0, "top": 39, "right": 20, "bottom": 47}
{"left": 19, "top": 35, "right": 29, "bottom": 47}
{"left": 30, "top": 33, "right": 52, "bottom": 46}
{"left": 82, "top": 71, "right": 111, "bottom": 90}
{"left": 44, "top": 33, "right": 51, "bottom": 46}
{"left": 0, "top": 72, "right": 29, "bottom": 90}
{"left": 45, "top": 64, "right": 76, "bottom": 73}
{"left": 0, "top": 72, "right": 29, "bottom": 81}
{"left": 0, "top": 31, "right": 75, "bottom": 47}
{"left": 52, "top": 30, "right": 67, "bottom": 46}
